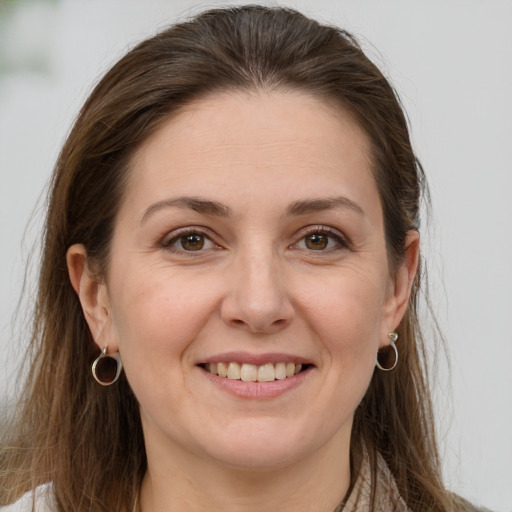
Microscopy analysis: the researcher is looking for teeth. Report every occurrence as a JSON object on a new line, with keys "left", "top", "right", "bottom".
{"left": 227, "top": 362, "right": 241, "bottom": 379}
{"left": 207, "top": 363, "right": 218, "bottom": 375}
{"left": 275, "top": 362, "right": 286, "bottom": 380}
{"left": 257, "top": 363, "right": 275, "bottom": 382}
{"left": 240, "top": 363, "right": 257, "bottom": 382}
{"left": 218, "top": 362, "right": 228, "bottom": 378}
{"left": 205, "top": 362, "right": 306, "bottom": 382}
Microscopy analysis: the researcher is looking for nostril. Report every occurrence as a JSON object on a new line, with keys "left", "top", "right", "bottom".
{"left": 221, "top": 292, "right": 294, "bottom": 333}
{"left": 227, "top": 316, "right": 290, "bottom": 334}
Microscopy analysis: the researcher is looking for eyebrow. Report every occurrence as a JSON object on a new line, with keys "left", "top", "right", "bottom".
{"left": 140, "top": 194, "right": 364, "bottom": 225}
{"left": 141, "top": 196, "right": 232, "bottom": 224}
{"left": 287, "top": 196, "right": 365, "bottom": 216}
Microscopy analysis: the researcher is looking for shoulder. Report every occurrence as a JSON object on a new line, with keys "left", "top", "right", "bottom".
{"left": 0, "top": 484, "right": 55, "bottom": 512}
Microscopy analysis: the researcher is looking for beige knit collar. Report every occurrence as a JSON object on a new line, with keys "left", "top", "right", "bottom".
{"left": 336, "top": 449, "right": 409, "bottom": 512}
{"left": 133, "top": 450, "right": 408, "bottom": 512}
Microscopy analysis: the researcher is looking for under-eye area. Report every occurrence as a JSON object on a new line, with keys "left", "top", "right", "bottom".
{"left": 199, "top": 362, "right": 313, "bottom": 382}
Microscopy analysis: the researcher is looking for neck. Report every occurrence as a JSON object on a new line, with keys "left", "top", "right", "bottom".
{"left": 139, "top": 429, "right": 351, "bottom": 512}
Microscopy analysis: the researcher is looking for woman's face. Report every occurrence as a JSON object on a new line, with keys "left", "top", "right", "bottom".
{"left": 79, "top": 90, "right": 412, "bottom": 471}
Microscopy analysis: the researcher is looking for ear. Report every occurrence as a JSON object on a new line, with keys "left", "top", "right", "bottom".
{"left": 67, "top": 244, "right": 117, "bottom": 352}
{"left": 380, "top": 230, "right": 420, "bottom": 347}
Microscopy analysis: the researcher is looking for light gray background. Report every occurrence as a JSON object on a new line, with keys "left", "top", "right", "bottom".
{"left": 1, "top": 1, "right": 511, "bottom": 510}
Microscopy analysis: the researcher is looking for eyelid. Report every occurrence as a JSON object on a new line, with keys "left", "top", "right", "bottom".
{"left": 159, "top": 224, "right": 349, "bottom": 254}
{"left": 161, "top": 226, "right": 221, "bottom": 253}
{"left": 292, "top": 225, "right": 350, "bottom": 251}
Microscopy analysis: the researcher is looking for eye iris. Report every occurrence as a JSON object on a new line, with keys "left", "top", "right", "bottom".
{"left": 181, "top": 234, "right": 204, "bottom": 251}
{"left": 305, "top": 233, "right": 328, "bottom": 250}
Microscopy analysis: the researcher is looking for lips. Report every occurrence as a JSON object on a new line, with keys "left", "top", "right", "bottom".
{"left": 205, "top": 361, "right": 303, "bottom": 382}
{"left": 197, "top": 354, "right": 313, "bottom": 398}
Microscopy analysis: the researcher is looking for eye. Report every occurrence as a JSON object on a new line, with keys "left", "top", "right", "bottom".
{"left": 293, "top": 227, "right": 347, "bottom": 252}
{"left": 163, "top": 229, "right": 218, "bottom": 253}
{"left": 178, "top": 233, "right": 207, "bottom": 251}
{"left": 304, "top": 233, "right": 330, "bottom": 250}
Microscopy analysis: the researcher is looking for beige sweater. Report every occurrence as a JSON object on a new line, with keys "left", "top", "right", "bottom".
{"left": 4, "top": 452, "right": 486, "bottom": 512}
{"left": 0, "top": 454, "right": 408, "bottom": 512}
{"left": 334, "top": 450, "right": 409, "bottom": 512}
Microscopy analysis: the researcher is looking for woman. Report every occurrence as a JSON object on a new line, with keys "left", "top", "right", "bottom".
{"left": 0, "top": 5, "right": 483, "bottom": 512}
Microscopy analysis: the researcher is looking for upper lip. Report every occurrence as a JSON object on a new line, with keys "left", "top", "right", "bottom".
{"left": 200, "top": 352, "right": 314, "bottom": 366}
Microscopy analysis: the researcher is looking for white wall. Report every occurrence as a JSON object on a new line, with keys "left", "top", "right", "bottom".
{"left": 1, "top": 1, "right": 510, "bottom": 510}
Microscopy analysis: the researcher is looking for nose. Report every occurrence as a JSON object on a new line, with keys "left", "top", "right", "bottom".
{"left": 220, "top": 248, "right": 294, "bottom": 334}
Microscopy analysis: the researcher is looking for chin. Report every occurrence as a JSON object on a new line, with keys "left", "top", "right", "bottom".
{"left": 210, "top": 443, "right": 304, "bottom": 472}
{"left": 196, "top": 420, "right": 327, "bottom": 472}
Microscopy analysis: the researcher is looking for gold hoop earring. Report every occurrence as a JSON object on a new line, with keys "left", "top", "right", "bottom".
{"left": 376, "top": 332, "right": 398, "bottom": 371}
{"left": 92, "top": 347, "right": 123, "bottom": 385}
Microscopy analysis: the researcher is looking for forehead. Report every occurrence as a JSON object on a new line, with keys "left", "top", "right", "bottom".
{"left": 124, "top": 89, "right": 378, "bottom": 217}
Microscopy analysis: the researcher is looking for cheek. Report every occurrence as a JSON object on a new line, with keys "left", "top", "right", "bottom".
{"left": 107, "top": 267, "right": 220, "bottom": 368}
{"left": 296, "top": 269, "right": 386, "bottom": 367}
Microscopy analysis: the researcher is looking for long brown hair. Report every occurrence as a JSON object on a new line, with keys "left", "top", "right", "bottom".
{"left": 2, "top": 6, "right": 456, "bottom": 511}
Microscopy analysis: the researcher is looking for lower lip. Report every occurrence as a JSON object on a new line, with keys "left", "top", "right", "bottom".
{"left": 199, "top": 366, "right": 312, "bottom": 399}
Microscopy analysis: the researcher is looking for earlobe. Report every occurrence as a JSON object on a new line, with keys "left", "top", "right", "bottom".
{"left": 382, "top": 230, "right": 420, "bottom": 344}
{"left": 66, "top": 244, "right": 113, "bottom": 348}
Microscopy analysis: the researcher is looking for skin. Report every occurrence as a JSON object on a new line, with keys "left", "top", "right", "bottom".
{"left": 68, "top": 90, "right": 419, "bottom": 512}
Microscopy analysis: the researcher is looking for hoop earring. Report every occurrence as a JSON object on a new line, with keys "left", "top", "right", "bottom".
{"left": 376, "top": 332, "right": 398, "bottom": 371}
{"left": 92, "top": 347, "right": 123, "bottom": 385}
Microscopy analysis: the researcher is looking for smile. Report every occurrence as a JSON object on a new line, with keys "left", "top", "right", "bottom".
{"left": 203, "top": 362, "right": 306, "bottom": 382}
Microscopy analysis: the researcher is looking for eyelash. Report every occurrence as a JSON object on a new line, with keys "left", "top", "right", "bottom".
{"left": 161, "top": 227, "right": 220, "bottom": 255}
{"left": 160, "top": 225, "right": 349, "bottom": 255}
{"left": 292, "top": 225, "right": 349, "bottom": 253}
